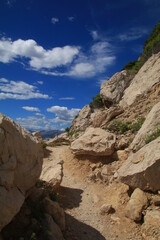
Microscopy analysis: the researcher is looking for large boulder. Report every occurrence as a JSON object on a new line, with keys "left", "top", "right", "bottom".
{"left": 71, "top": 105, "right": 92, "bottom": 132}
{"left": 100, "top": 70, "right": 132, "bottom": 107}
{"left": 131, "top": 102, "right": 160, "bottom": 151}
{"left": 120, "top": 52, "right": 160, "bottom": 108}
{"left": 71, "top": 127, "right": 116, "bottom": 156}
{"left": 117, "top": 136, "right": 160, "bottom": 192}
{"left": 0, "top": 113, "right": 43, "bottom": 231}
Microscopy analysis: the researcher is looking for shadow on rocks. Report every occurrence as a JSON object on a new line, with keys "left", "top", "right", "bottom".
{"left": 58, "top": 186, "right": 83, "bottom": 210}
{"left": 64, "top": 213, "right": 106, "bottom": 240}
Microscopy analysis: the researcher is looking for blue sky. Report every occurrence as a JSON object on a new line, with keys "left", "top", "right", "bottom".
{"left": 0, "top": 0, "right": 160, "bottom": 130}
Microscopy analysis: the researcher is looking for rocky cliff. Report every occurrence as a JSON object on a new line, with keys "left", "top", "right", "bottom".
{"left": 0, "top": 114, "right": 43, "bottom": 231}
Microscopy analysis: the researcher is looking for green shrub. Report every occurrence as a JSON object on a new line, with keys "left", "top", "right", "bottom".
{"left": 107, "top": 118, "right": 145, "bottom": 134}
{"left": 65, "top": 127, "right": 70, "bottom": 133}
{"left": 145, "top": 125, "right": 160, "bottom": 144}
{"left": 89, "top": 93, "right": 104, "bottom": 109}
{"left": 130, "top": 117, "right": 145, "bottom": 131}
{"left": 41, "top": 141, "right": 47, "bottom": 149}
{"left": 107, "top": 120, "right": 130, "bottom": 134}
{"left": 122, "top": 20, "right": 160, "bottom": 74}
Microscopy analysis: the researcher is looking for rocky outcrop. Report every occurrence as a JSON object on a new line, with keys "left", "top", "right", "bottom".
{"left": 131, "top": 101, "right": 160, "bottom": 151}
{"left": 47, "top": 132, "right": 70, "bottom": 146}
{"left": 71, "top": 105, "right": 92, "bottom": 132}
{"left": 100, "top": 70, "right": 133, "bottom": 107}
{"left": 126, "top": 188, "right": 148, "bottom": 221}
{"left": 120, "top": 52, "right": 160, "bottom": 108}
{"left": 0, "top": 113, "right": 43, "bottom": 231}
{"left": 43, "top": 197, "right": 65, "bottom": 231}
{"left": 40, "top": 147, "right": 63, "bottom": 190}
{"left": 71, "top": 127, "right": 116, "bottom": 156}
{"left": 32, "top": 131, "right": 42, "bottom": 141}
{"left": 117, "top": 136, "right": 160, "bottom": 192}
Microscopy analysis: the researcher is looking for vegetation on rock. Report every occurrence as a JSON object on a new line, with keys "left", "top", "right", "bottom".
{"left": 123, "top": 20, "right": 160, "bottom": 74}
{"left": 89, "top": 93, "right": 104, "bottom": 109}
{"left": 107, "top": 118, "right": 145, "bottom": 134}
{"left": 145, "top": 125, "right": 160, "bottom": 144}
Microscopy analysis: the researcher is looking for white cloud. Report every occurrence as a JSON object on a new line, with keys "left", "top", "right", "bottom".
{"left": 22, "top": 106, "right": 40, "bottom": 112}
{"left": 67, "top": 41, "right": 115, "bottom": 78}
{"left": 69, "top": 62, "right": 95, "bottom": 78}
{"left": 51, "top": 17, "right": 59, "bottom": 24}
{"left": 59, "top": 97, "right": 75, "bottom": 100}
{"left": 35, "top": 113, "right": 45, "bottom": 116}
{"left": 0, "top": 37, "right": 115, "bottom": 78}
{"left": 37, "top": 80, "right": 43, "bottom": 85}
{"left": 118, "top": 28, "right": 149, "bottom": 41}
{"left": 16, "top": 116, "right": 56, "bottom": 131}
{"left": 90, "top": 30, "right": 99, "bottom": 40}
{"left": 68, "top": 16, "right": 75, "bottom": 22}
{"left": 0, "top": 78, "right": 50, "bottom": 100}
{"left": 47, "top": 105, "right": 80, "bottom": 125}
{"left": 0, "top": 38, "right": 80, "bottom": 69}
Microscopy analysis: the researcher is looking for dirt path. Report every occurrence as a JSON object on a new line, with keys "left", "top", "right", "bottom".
{"left": 50, "top": 146, "right": 142, "bottom": 240}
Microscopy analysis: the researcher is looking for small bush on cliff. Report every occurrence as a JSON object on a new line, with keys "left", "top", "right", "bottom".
{"left": 122, "top": 20, "right": 160, "bottom": 74}
{"left": 89, "top": 93, "right": 104, "bottom": 109}
{"left": 107, "top": 118, "right": 145, "bottom": 134}
{"left": 145, "top": 125, "right": 160, "bottom": 144}
{"left": 107, "top": 120, "right": 130, "bottom": 134}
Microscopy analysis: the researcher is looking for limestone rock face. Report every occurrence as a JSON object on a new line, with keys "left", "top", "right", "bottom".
{"left": 117, "top": 137, "right": 160, "bottom": 192}
{"left": 71, "top": 105, "right": 91, "bottom": 132}
{"left": 100, "top": 70, "right": 132, "bottom": 107}
{"left": 0, "top": 113, "right": 43, "bottom": 231}
{"left": 126, "top": 188, "right": 148, "bottom": 221}
{"left": 131, "top": 102, "right": 160, "bottom": 151}
{"left": 120, "top": 52, "right": 160, "bottom": 107}
{"left": 71, "top": 127, "right": 116, "bottom": 156}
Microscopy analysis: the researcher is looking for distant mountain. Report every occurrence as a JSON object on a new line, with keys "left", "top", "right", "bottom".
{"left": 40, "top": 130, "right": 63, "bottom": 139}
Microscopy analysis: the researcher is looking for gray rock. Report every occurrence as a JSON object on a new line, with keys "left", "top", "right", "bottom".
{"left": 43, "top": 197, "right": 65, "bottom": 231}
{"left": 0, "top": 113, "right": 43, "bottom": 231}
{"left": 131, "top": 102, "right": 160, "bottom": 151}
{"left": 120, "top": 52, "right": 160, "bottom": 108}
{"left": 71, "top": 105, "right": 91, "bottom": 132}
{"left": 100, "top": 204, "right": 113, "bottom": 215}
{"left": 44, "top": 214, "right": 64, "bottom": 240}
{"left": 100, "top": 70, "right": 132, "bottom": 107}
{"left": 71, "top": 127, "right": 116, "bottom": 156}
{"left": 141, "top": 210, "right": 160, "bottom": 240}
{"left": 126, "top": 188, "right": 148, "bottom": 221}
{"left": 117, "top": 136, "right": 160, "bottom": 192}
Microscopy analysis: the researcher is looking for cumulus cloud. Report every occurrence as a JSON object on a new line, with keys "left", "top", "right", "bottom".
{"left": 51, "top": 17, "right": 59, "bottom": 24}
{"left": 47, "top": 105, "right": 80, "bottom": 125}
{"left": 67, "top": 41, "right": 115, "bottom": 78}
{"left": 0, "top": 37, "right": 115, "bottom": 78}
{"left": 118, "top": 27, "right": 149, "bottom": 41}
{"left": 22, "top": 106, "right": 40, "bottom": 112}
{"left": 0, "top": 78, "right": 50, "bottom": 100}
{"left": 0, "top": 38, "right": 80, "bottom": 69}
{"left": 16, "top": 116, "right": 55, "bottom": 131}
